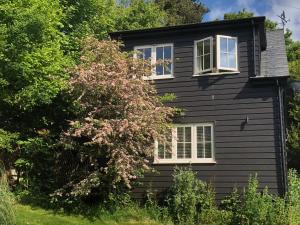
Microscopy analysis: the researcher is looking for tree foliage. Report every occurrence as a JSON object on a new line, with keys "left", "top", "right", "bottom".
{"left": 0, "top": 0, "right": 169, "bottom": 204}
{"left": 61, "top": 0, "right": 166, "bottom": 61}
{"left": 0, "top": 0, "right": 72, "bottom": 111}
{"left": 224, "top": 9, "right": 278, "bottom": 31}
{"left": 155, "top": 0, "right": 208, "bottom": 25}
{"left": 51, "top": 39, "right": 174, "bottom": 203}
{"left": 116, "top": 0, "right": 166, "bottom": 30}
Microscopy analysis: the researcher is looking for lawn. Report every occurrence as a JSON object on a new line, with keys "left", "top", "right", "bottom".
{"left": 15, "top": 204, "right": 167, "bottom": 225}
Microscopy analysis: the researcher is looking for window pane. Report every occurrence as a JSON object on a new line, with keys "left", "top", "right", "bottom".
{"left": 136, "top": 49, "right": 144, "bottom": 59}
{"left": 165, "top": 63, "right": 172, "bottom": 74}
{"left": 165, "top": 149, "right": 172, "bottom": 158}
{"left": 220, "top": 37, "right": 227, "bottom": 53}
{"left": 164, "top": 46, "right": 171, "bottom": 60}
{"left": 197, "top": 127, "right": 203, "bottom": 141}
{"left": 205, "top": 126, "right": 211, "bottom": 142}
{"left": 185, "top": 127, "right": 191, "bottom": 142}
{"left": 177, "top": 143, "right": 184, "bottom": 158}
{"left": 144, "top": 48, "right": 152, "bottom": 60}
{"left": 205, "top": 142, "right": 212, "bottom": 158}
{"left": 228, "top": 53, "right": 236, "bottom": 68}
{"left": 197, "top": 143, "right": 204, "bottom": 158}
{"left": 228, "top": 39, "right": 236, "bottom": 54}
{"left": 196, "top": 56, "right": 202, "bottom": 72}
{"left": 204, "top": 54, "right": 210, "bottom": 70}
{"left": 185, "top": 143, "right": 191, "bottom": 158}
{"left": 158, "top": 143, "right": 164, "bottom": 159}
{"left": 197, "top": 127, "right": 204, "bottom": 158}
{"left": 200, "top": 56, "right": 204, "bottom": 71}
{"left": 177, "top": 127, "right": 184, "bottom": 142}
{"left": 197, "top": 42, "right": 203, "bottom": 57}
{"left": 156, "top": 65, "right": 163, "bottom": 75}
{"left": 204, "top": 39, "right": 210, "bottom": 54}
{"left": 220, "top": 52, "right": 227, "bottom": 67}
{"left": 156, "top": 47, "right": 163, "bottom": 60}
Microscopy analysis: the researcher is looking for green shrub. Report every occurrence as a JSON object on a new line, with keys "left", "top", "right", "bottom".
{"left": 144, "top": 188, "right": 172, "bottom": 224}
{"left": 0, "top": 169, "right": 16, "bottom": 225}
{"left": 220, "top": 187, "right": 242, "bottom": 225}
{"left": 167, "top": 167, "right": 218, "bottom": 225}
{"left": 242, "top": 175, "right": 274, "bottom": 224}
{"left": 287, "top": 169, "right": 300, "bottom": 225}
{"left": 222, "top": 175, "right": 289, "bottom": 225}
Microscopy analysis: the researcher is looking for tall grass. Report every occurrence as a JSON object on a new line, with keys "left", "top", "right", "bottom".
{"left": 0, "top": 167, "right": 16, "bottom": 225}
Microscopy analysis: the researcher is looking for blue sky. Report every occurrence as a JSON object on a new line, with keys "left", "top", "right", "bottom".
{"left": 200, "top": 0, "right": 300, "bottom": 40}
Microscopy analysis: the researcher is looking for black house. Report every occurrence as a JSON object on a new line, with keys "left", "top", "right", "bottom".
{"left": 110, "top": 17, "right": 289, "bottom": 201}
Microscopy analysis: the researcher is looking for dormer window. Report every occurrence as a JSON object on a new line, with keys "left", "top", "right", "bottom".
{"left": 134, "top": 44, "right": 174, "bottom": 79}
{"left": 194, "top": 35, "right": 238, "bottom": 75}
{"left": 195, "top": 37, "right": 213, "bottom": 74}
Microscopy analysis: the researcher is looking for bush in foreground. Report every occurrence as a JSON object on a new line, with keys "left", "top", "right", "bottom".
{"left": 162, "top": 168, "right": 300, "bottom": 225}
{"left": 0, "top": 169, "right": 16, "bottom": 225}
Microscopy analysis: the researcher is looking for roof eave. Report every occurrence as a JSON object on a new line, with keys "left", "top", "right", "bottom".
{"left": 109, "top": 16, "right": 266, "bottom": 39}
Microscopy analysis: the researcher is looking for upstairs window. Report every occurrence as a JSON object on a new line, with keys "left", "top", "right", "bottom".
{"left": 217, "top": 35, "right": 238, "bottom": 70}
{"left": 194, "top": 35, "right": 238, "bottom": 75}
{"left": 195, "top": 37, "right": 213, "bottom": 74}
{"left": 134, "top": 44, "right": 173, "bottom": 79}
{"left": 136, "top": 47, "right": 152, "bottom": 61}
{"left": 155, "top": 123, "right": 215, "bottom": 164}
{"left": 156, "top": 45, "right": 172, "bottom": 76}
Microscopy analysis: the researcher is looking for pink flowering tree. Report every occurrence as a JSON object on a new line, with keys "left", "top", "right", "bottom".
{"left": 53, "top": 38, "right": 174, "bottom": 201}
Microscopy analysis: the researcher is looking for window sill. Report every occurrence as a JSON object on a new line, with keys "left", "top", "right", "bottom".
{"left": 193, "top": 71, "right": 240, "bottom": 77}
{"left": 143, "top": 75, "right": 174, "bottom": 80}
{"left": 153, "top": 159, "right": 216, "bottom": 164}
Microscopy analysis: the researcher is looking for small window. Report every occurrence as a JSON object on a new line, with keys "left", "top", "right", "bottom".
{"left": 194, "top": 35, "right": 238, "bottom": 75}
{"left": 158, "top": 142, "right": 172, "bottom": 159}
{"left": 134, "top": 44, "right": 173, "bottom": 79}
{"left": 154, "top": 123, "right": 215, "bottom": 164}
{"left": 136, "top": 47, "right": 152, "bottom": 61}
{"left": 217, "top": 35, "right": 238, "bottom": 71}
{"left": 194, "top": 37, "right": 213, "bottom": 73}
{"left": 156, "top": 45, "right": 172, "bottom": 76}
{"left": 197, "top": 125, "right": 213, "bottom": 159}
{"left": 177, "top": 126, "right": 192, "bottom": 159}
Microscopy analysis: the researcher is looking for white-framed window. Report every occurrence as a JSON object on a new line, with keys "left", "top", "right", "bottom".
{"left": 194, "top": 35, "right": 238, "bottom": 75}
{"left": 194, "top": 37, "right": 213, "bottom": 74}
{"left": 134, "top": 44, "right": 173, "bottom": 79}
{"left": 154, "top": 123, "right": 215, "bottom": 164}
{"left": 217, "top": 35, "right": 238, "bottom": 71}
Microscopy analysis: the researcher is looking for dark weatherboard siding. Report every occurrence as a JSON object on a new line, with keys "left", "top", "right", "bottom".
{"left": 111, "top": 19, "right": 285, "bottom": 201}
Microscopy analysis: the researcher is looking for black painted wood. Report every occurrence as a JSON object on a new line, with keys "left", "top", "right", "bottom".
{"left": 112, "top": 23, "right": 285, "bottom": 202}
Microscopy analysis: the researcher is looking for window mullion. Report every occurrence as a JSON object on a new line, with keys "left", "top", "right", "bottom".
{"left": 174, "top": 128, "right": 177, "bottom": 159}
{"left": 152, "top": 46, "right": 156, "bottom": 76}
{"left": 203, "top": 126, "right": 206, "bottom": 158}
{"left": 192, "top": 126, "right": 196, "bottom": 160}
{"left": 162, "top": 46, "right": 165, "bottom": 75}
{"left": 211, "top": 125, "right": 214, "bottom": 161}
{"left": 202, "top": 42, "right": 205, "bottom": 71}
{"left": 227, "top": 38, "right": 229, "bottom": 68}
{"left": 183, "top": 127, "right": 186, "bottom": 158}
{"left": 210, "top": 37, "right": 213, "bottom": 70}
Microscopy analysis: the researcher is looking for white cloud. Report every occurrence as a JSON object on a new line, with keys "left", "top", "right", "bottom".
{"left": 206, "top": 0, "right": 259, "bottom": 21}
{"left": 264, "top": 0, "right": 300, "bottom": 40}
{"left": 206, "top": 0, "right": 300, "bottom": 40}
{"left": 207, "top": 7, "right": 232, "bottom": 21}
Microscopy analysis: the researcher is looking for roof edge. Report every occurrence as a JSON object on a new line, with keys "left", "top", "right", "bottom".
{"left": 110, "top": 16, "right": 266, "bottom": 37}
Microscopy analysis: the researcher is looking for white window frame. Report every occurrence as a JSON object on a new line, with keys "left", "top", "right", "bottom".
{"left": 154, "top": 123, "right": 216, "bottom": 164}
{"left": 134, "top": 43, "right": 174, "bottom": 80}
{"left": 194, "top": 37, "right": 213, "bottom": 74}
{"left": 216, "top": 35, "right": 238, "bottom": 71}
